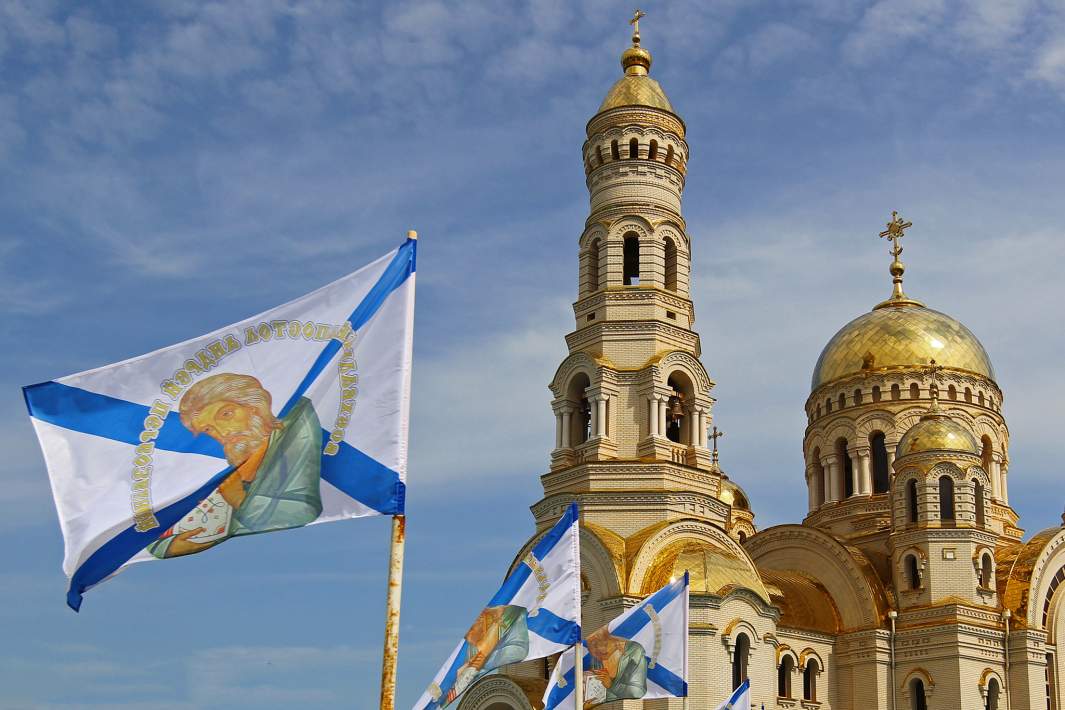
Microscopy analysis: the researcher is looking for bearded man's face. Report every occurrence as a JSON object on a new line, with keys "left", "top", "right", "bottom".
{"left": 189, "top": 400, "right": 272, "bottom": 466}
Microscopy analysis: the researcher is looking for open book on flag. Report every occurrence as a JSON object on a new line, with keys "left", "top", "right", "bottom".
{"left": 414, "top": 503, "right": 582, "bottom": 709}
{"left": 544, "top": 572, "right": 689, "bottom": 709}
{"left": 23, "top": 237, "right": 416, "bottom": 610}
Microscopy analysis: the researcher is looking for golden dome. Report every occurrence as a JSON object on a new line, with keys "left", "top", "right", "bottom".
{"left": 811, "top": 302, "right": 995, "bottom": 391}
{"left": 642, "top": 539, "right": 770, "bottom": 601}
{"left": 896, "top": 411, "right": 979, "bottom": 457}
{"left": 718, "top": 478, "right": 750, "bottom": 511}
{"left": 596, "top": 17, "right": 675, "bottom": 114}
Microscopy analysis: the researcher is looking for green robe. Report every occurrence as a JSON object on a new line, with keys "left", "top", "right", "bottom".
{"left": 148, "top": 397, "right": 323, "bottom": 558}
{"left": 592, "top": 639, "right": 648, "bottom": 703}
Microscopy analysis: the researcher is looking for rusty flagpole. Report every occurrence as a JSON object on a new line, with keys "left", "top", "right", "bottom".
{"left": 379, "top": 229, "right": 416, "bottom": 710}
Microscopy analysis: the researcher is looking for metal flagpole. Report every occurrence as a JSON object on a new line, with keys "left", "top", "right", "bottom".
{"left": 574, "top": 641, "right": 584, "bottom": 708}
{"left": 379, "top": 513, "right": 406, "bottom": 710}
{"left": 379, "top": 229, "right": 416, "bottom": 709}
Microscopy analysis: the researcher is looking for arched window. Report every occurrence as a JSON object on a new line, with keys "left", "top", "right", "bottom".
{"left": 737, "top": 531, "right": 747, "bottom": 544}
{"left": 733, "top": 633, "right": 750, "bottom": 690}
{"left": 665, "top": 374, "right": 690, "bottom": 444}
{"left": 838, "top": 393, "right": 846, "bottom": 410}
{"left": 778, "top": 655, "right": 794, "bottom": 698}
{"left": 587, "top": 238, "right": 600, "bottom": 292}
{"left": 664, "top": 237, "right": 678, "bottom": 292}
{"left": 986, "top": 676, "right": 1000, "bottom": 710}
{"left": 623, "top": 234, "right": 640, "bottom": 285}
{"left": 906, "top": 554, "right": 921, "bottom": 590}
{"left": 816, "top": 404, "right": 821, "bottom": 418}
{"left": 854, "top": 388, "right": 863, "bottom": 405}
{"left": 980, "top": 552, "right": 994, "bottom": 589}
{"left": 871, "top": 432, "right": 890, "bottom": 493}
{"left": 907, "top": 479, "right": 919, "bottom": 523}
{"left": 939, "top": 475, "right": 955, "bottom": 521}
{"left": 629, "top": 137, "right": 639, "bottom": 159}
{"left": 912, "top": 678, "right": 928, "bottom": 710}
{"left": 648, "top": 139, "right": 658, "bottom": 160}
{"left": 611, "top": 139, "right": 620, "bottom": 161}
{"left": 567, "top": 373, "right": 591, "bottom": 446}
{"left": 910, "top": 382, "right": 920, "bottom": 399}
{"left": 873, "top": 385, "right": 882, "bottom": 402}
{"left": 595, "top": 144, "right": 604, "bottom": 166}
{"left": 839, "top": 439, "right": 854, "bottom": 498}
{"left": 826, "top": 397, "right": 832, "bottom": 413}
{"left": 965, "top": 387, "right": 973, "bottom": 402}
{"left": 979, "top": 391, "right": 986, "bottom": 407}
{"left": 981, "top": 436, "right": 994, "bottom": 475}
{"left": 803, "top": 658, "right": 819, "bottom": 701}
{"left": 948, "top": 384, "right": 957, "bottom": 400}
{"left": 974, "top": 479, "right": 986, "bottom": 527}
{"left": 891, "top": 384, "right": 901, "bottom": 400}
{"left": 811, "top": 448, "right": 825, "bottom": 508}
{"left": 665, "top": 145, "right": 674, "bottom": 166}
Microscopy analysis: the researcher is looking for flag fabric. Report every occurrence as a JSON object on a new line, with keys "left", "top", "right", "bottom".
{"left": 23, "top": 237, "right": 416, "bottom": 610}
{"left": 715, "top": 678, "right": 752, "bottom": 710}
{"left": 543, "top": 572, "right": 689, "bottom": 709}
{"left": 415, "top": 503, "right": 582, "bottom": 709}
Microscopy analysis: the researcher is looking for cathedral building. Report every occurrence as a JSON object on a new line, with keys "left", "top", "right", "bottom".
{"left": 457, "top": 22, "right": 1065, "bottom": 710}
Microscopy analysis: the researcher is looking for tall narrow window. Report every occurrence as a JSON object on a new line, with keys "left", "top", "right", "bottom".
{"left": 838, "top": 393, "right": 846, "bottom": 410}
{"left": 912, "top": 679, "right": 928, "bottom": 710}
{"left": 907, "top": 479, "right": 919, "bottom": 523}
{"left": 803, "top": 659, "right": 819, "bottom": 701}
{"left": 648, "top": 139, "right": 658, "bottom": 160}
{"left": 987, "top": 676, "right": 1001, "bottom": 710}
{"left": 839, "top": 439, "right": 854, "bottom": 498}
{"left": 975, "top": 480, "right": 986, "bottom": 527}
{"left": 873, "top": 385, "right": 882, "bottom": 402}
{"left": 665, "top": 145, "right": 674, "bottom": 166}
{"left": 854, "top": 388, "right": 863, "bottom": 405}
{"left": 623, "top": 234, "right": 640, "bottom": 285}
{"left": 1045, "top": 653, "right": 1056, "bottom": 710}
{"left": 778, "top": 655, "right": 794, "bottom": 698}
{"left": 948, "top": 384, "right": 957, "bottom": 400}
{"left": 826, "top": 397, "right": 832, "bottom": 413}
{"left": 611, "top": 139, "right": 620, "bottom": 161}
{"left": 870, "top": 432, "right": 889, "bottom": 493}
{"left": 733, "top": 633, "right": 750, "bottom": 690}
{"left": 664, "top": 237, "right": 678, "bottom": 292}
{"left": 982, "top": 436, "right": 994, "bottom": 476}
{"left": 629, "top": 137, "right": 639, "bottom": 159}
{"left": 595, "top": 144, "right": 604, "bottom": 166}
{"left": 812, "top": 448, "right": 825, "bottom": 508}
{"left": 980, "top": 552, "right": 994, "bottom": 589}
{"left": 910, "top": 382, "right": 920, "bottom": 399}
{"left": 891, "top": 384, "right": 901, "bottom": 400}
{"left": 979, "top": 391, "right": 986, "bottom": 407}
{"left": 965, "top": 387, "right": 973, "bottom": 402}
{"left": 939, "top": 475, "right": 955, "bottom": 521}
{"left": 906, "top": 554, "right": 921, "bottom": 590}
{"left": 587, "top": 238, "right": 600, "bottom": 292}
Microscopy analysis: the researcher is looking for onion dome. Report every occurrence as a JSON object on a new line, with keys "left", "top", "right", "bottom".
{"left": 897, "top": 412, "right": 979, "bottom": 457}
{"left": 811, "top": 212, "right": 995, "bottom": 391}
{"left": 597, "top": 12, "right": 675, "bottom": 114}
{"left": 718, "top": 477, "right": 751, "bottom": 512}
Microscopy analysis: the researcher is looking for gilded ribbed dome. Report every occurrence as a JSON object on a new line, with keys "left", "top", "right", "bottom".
{"left": 642, "top": 539, "right": 769, "bottom": 601}
{"left": 718, "top": 478, "right": 750, "bottom": 511}
{"left": 896, "top": 412, "right": 979, "bottom": 457}
{"left": 811, "top": 302, "right": 995, "bottom": 391}
{"left": 598, "top": 75, "right": 674, "bottom": 113}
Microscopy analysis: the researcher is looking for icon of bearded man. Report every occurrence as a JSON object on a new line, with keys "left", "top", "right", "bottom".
{"left": 147, "top": 372, "right": 323, "bottom": 559}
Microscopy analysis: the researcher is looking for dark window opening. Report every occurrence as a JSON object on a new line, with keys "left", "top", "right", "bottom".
{"left": 778, "top": 656, "right": 794, "bottom": 698}
{"left": 629, "top": 137, "right": 639, "bottom": 159}
{"left": 910, "top": 382, "right": 920, "bottom": 399}
{"left": 733, "top": 633, "right": 750, "bottom": 690}
{"left": 912, "top": 679, "right": 928, "bottom": 710}
{"left": 907, "top": 479, "right": 919, "bottom": 523}
{"left": 666, "top": 310, "right": 676, "bottom": 320}
{"left": 872, "top": 432, "right": 890, "bottom": 493}
{"left": 611, "top": 139, "right": 620, "bottom": 161}
{"left": 803, "top": 659, "right": 818, "bottom": 701}
{"left": 873, "top": 385, "right": 882, "bottom": 402}
{"left": 623, "top": 234, "right": 640, "bottom": 286}
{"left": 839, "top": 439, "right": 854, "bottom": 498}
{"left": 648, "top": 139, "right": 658, "bottom": 160}
{"left": 587, "top": 238, "right": 600, "bottom": 291}
{"left": 664, "top": 237, "right": 678, "bottom": 292}
{"left": 939, "top": 475, "right": 955, "bottom": 521}
{"left": 906, "top": 554, "right": 921, "bottom": 590}
{"left": 665, "top": 145, "right": 674, "bottom": 166}
{"left": 891, "top": 384, "right": 901, "bottom": 400}
{"left": 975, "top": 480, "right": 985, "bottom": 528}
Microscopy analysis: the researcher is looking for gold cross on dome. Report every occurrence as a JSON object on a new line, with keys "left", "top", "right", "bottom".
{"left": 927, "top": 358, "right": 943, "bottom": 408}
{"left": 710, "top": 426, "right": 724, "bottom": 462}
{"left": 879, "top": 210, "right": 912, "bottom": 260}
{"left": 630, "top": 9, "right": 646, "bottom": 42}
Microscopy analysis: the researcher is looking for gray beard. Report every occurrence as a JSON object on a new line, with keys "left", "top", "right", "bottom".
{"left": 222, "top": 413, "right": 272, "bottom": 467}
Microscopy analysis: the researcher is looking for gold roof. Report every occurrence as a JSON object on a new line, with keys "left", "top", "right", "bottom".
{"left": 599, "top": 75, "right": 674, "bottom": 113}
{"left": 761, "top": 569, "right": 842, "bottom": 635}
{"left": 811, "top": 302, "right": 995, "bottom": 391}
{"left": 718, "top": 478, "right": 751, "bottom": 511}
{"left": 896, "top": 411, "right": 979, "bottom": 457}
{"left": 642, "top": 539, "right": 770, "bottom": 602}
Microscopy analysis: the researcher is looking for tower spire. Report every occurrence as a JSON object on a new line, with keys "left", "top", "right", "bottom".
{"left": 629, "top": 8, "right": 646, "bottom": 45}
{"left": 874, "top": 210, "right": 923, "bottom": 309}
{"left": 620, "top": 9, "right": 653, "bottom": 76}
{"left": 926, "top": 358, "right": 943, "bottom": 413}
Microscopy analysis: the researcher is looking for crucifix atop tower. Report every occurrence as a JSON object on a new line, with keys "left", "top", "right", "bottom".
{"left": 629, "top": 8, "right": 646, "bottom": 45}
{"left": 926, "top": 358, "right": 943, "bottom": 411}
{"left": 876, "top": 210, "right": 918, "bottom": 306}
{"left": 710, "top": 426, "right": 724, "bottom": 464}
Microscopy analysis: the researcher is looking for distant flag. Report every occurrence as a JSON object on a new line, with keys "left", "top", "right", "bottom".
{"left": 544, "top": 572, "right": 689, "bottom": 709}
{"left": 23, "top": 237, "right": 416, "bottom": 610}
{"left": 715, "top": 678, "right": 752, "bottom": 710}
{"left": 414, "top": 503, "right": 582, "bottom": 709}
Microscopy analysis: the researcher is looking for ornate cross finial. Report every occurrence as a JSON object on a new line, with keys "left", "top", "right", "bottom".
{"left": 630, "top": 8, "right": 646, "bottom": 45}
{"left": 710, "top": 425, "right": 724, "bottom": 463}
{"left": 927, "top": 358, "right": 943, "bottom": 411}
{"left": 878, "top": 210, "right": 914, "bottom": 303}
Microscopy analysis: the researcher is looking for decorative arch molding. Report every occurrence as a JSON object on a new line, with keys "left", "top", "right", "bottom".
{"left": 653, "top": 224, "right": 690, "bottom": 253}
{"left": 900, "top": 667, "right": 936, "bottom": 697}
{"left": 775, "top": 644, "right": 799, "bottom": 665}
{"left": 854, "top": 410, "right": 899, "bottom": 440}
{"left": 607, "top": 217, "right": 653, "bottom": 242}
{"left": 656, "top": 350, "right": 713, "bottom": 397}
{"left": 823, "top": 423, "right": 857, "bottom": 448}
{"left": 578, "top": 224, "right": 608, "bottom": 250}
{"left": 550, "top": 352, "right": 602, "bottom": 398}
{"left": 965, "top": 465, "right": 992, "bottom": 487}
{"left": 722, "top": 618, "right": 760, "bottom": 660}
{"left": 978, "top": 668, "right": 1005, "bottom": 701}
{"left": 455, "top": 675, "right": 535, "bottom": 710}
{"left": 626, "top": 519, "right": 767, "bottom": 602}
{"left": 798, "top": 647, "right": 825, "bottom": 671}
{"left": 894, "top": 407, "right": 928, "bottom": 434}
{"left": 1000, "top": 527, "right": 1065, "bottom": 629}
{"left": 929, "top": 461, "right": 965, "bottom": 481}
{"left": 746, "top": 525, "right": 890, "bottom": 630}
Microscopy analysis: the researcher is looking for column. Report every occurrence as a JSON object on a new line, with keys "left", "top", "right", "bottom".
{"left": 648, "top": 397, "right": 658, "bottom": 437}
{"left": 688, "top": 408, "right": 699, "bottom": 447}
{"left": 698, "top": 410, "right": 708, "bottom": 448}
{"left": 886, "top": 446, "right": 896, "bottom": 474}
{"left": 857, "top": 449, "right": 872, "bottom": 496}
{"left": 989, "top": 455, "right": 1001, "bottom": 500}
{"left": 554, "top": 410, "right": 563, "bottom": 449}
{"left": 596, "top": 396, "right": 607, "bottom": 438}
{"left": 806, "top": 465, "right": 818, "bottom": 512}
{"left": 589, "top": 398, "right": 598, "bottom": 441}
{"left": 561, "top": 407, "right": 572, "bottom": 448}
{"left": 1000, "top": 461, "right": 1009, "bottom": 502}
{"left": 824, "top": 454, "right": 840, "bottom": 503}
{"left": 658, "top": 396, "right": 668, "bottom": 438}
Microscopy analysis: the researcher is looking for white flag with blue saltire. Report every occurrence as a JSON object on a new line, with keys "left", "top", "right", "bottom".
{"left": 715, "top": 678, "right": 751, "bottom": 710}
{"left": 543, "top": 572, "right": 689, "bottom": 709}
{"left": 414, "top": 503, "right": 582, "bottom": 709}
{"left": 23, "top": 237, "right": 416, "bottom": 611}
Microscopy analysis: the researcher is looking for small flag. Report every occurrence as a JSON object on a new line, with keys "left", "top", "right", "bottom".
{"left": 23, "top": 237, "right": 416, "bottom": 610}
{"left": 543, "top": 572, "right": 689, "bottom": 709}
{"left": 715, "top": 678, "right": 751, "bottom": 710}
{"left": 414, "top": 503, "right": 582, "bottom": 709}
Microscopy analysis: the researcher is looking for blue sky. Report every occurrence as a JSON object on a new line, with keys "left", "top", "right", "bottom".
{"left": 2, "top": 0, "right": 1065, "bottom": 707}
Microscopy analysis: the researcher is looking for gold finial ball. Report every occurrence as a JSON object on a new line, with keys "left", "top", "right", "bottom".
{"left": 621, "top": 45, "right": 652, "bottom": 75}
{"left": 889, "top": 260, "right": 905, "bottom": 277}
